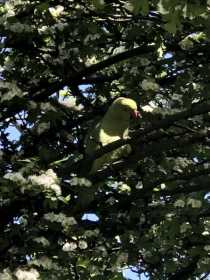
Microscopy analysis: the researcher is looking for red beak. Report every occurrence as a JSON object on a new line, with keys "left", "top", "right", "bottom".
{"left": 131, "top": 110, "right": 141, "bottom": 119}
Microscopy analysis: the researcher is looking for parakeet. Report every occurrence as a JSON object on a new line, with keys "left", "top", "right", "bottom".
{"left": 85, "top": 97, "right": 140, "bottom": 173}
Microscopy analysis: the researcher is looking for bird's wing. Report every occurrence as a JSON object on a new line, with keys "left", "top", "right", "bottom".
{"left": 85, "top": 98, "right": 137, "bottom": 173}
{"left": 86, "top": 118, "right": 131, "bottom": 174}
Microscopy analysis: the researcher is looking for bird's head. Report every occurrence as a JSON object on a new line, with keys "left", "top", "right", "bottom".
{"left": 113, "top": 97, "right": 141, "bottom": 119}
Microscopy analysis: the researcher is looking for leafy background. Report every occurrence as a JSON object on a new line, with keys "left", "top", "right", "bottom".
{"left": 1, "top": 0, "right": 210, "bottom": 279}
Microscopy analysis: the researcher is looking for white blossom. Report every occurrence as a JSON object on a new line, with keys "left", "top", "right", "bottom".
{"left": 5, "top": 3, "right": 15, "bottom": 17}
{"left": 15, "top": 268, "right": 40, "bottom": 280}
{"left": 49, "top": 5, "right": 64, "bottom": 18}
{"left": 179, "top": 32, "right": 206, "bottom": 50}
{"left": 113, "top": 46, "right": 126, "bottom": 55}
{"left": 174, "top": 199, "right": 185, "bottom": 208}
{"left": 62, "top": 242, "right": 77, "bottom": 252}
{"left": 118, "top": 183, "right": 131, "bottom": 193}
{"left": 0, "top": 268, "right": 13, "bottom": 280}
{"left": 141, "top": 79, "right": 159, "bottom": 91}
{"left": 142, "top": 105, "right": 155, "bottom": 112}
{"left": 4, "top": 172, "right": 26, "bottom": 185}
{"left": 50, "top": 184, "right": 62, "bottom": 196}
{"left": 187, "top": 198, "right": 202, "bottom": 208}
{"left": 202, "top": 231, "right": 210, "bottom": 236}
{"left": 38, "top": 25, "right": 48, "bottom": 34}
{"left": 78, "top": 240, "right": 88, "bottom": 249}
{"left": 160, "top": 183, "right": 166, "bottom": 190}
{"left": 179, "top": 38, "right": 194, "bottom": 50}
{"left": 60, "top": 96, "right": 83, "bottom": 111}
{"left": 29, "top": 169, "right": 61, "bottom": 196}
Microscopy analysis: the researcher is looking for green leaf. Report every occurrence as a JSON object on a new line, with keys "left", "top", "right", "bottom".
{"left": 130, "top": 0, "right": 149, "bottom": 15}
{"left": 164, "top": 21, "right": 177, "bottom": 33}
{"left": 36, "top": 2, "right": 49, "bottom": 12}
{"left": 109, "top": 274, "right": 124, "bottom": 280}
{"left": 92, "top": 0, "right": 105, "bottom": 10}
{"left": 185, "top": 3, "right": 206, "bottom": 18}
{"left": 77, "top": 257, "right": 90, "bottom": 269}
{"left": 174, "top": 199, "right": 185, "bottom": 208}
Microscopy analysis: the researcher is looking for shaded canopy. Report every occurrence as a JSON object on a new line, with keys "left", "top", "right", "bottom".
{"left": 1, "top": 1, "right": 210, "bottom": 279}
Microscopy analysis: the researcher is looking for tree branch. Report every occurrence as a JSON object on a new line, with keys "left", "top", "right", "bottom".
{"left": 168, "top": 257, "right": 200, "bottom": 280}
{"left": 58, "top": 101, "right": 210, "bottom": 177}
{"left": 149, "top": 165, "right": 210, "bottom": 189}
{"left": 76, "top": 45, "right": 155, "bottom": 78}
{"left": 89, "top": 129, "right": 210, "bottom": 183}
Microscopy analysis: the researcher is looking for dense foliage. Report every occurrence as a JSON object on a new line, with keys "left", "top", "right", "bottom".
{"left": 1, "top": 0, "right": 210, "bottom": 279}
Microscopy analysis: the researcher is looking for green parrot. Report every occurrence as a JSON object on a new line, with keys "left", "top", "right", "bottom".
{"left": 85, "top": 97, "right": 140, "bottom": 173}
